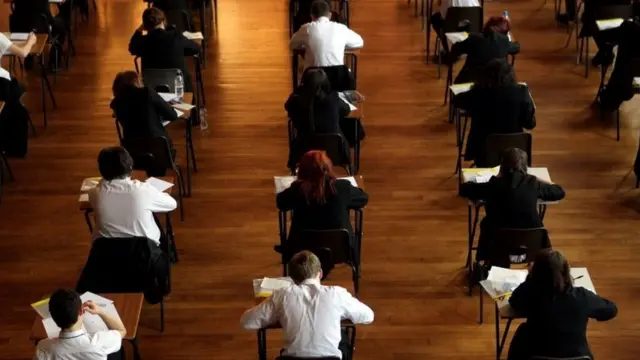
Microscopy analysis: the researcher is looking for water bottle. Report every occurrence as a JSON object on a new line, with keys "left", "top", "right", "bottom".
{"left": 174, "top": 70, "right": 184, "bottom": 100}
{"left": 199, "top": 108, "right": 208, "bottom": 131}
{"left": 503, "top": 10, "right": 512, "bottom": 42}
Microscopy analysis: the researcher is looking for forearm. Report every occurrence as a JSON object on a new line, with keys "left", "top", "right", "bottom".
{"left": 98, "top": 312, "right": 126, "bottom": 337}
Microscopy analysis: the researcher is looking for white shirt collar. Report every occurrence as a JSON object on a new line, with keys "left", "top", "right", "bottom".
{"left": 300, "top": 278, "right": 321, "bottom": 286}
{"left": 58, "top": 328, "right": 86, "bottom": 339}
{"left": 315, "top": 16, "right": 330, "bottom": 23}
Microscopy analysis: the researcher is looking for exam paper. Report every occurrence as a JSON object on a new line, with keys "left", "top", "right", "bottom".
{"left": 596, "top": 18, "right": 624, "bottom": 31}
{"left": 146, "top": 177, "right": 174, "bottom": 192}
{"left": 183, "top": 31, "right": 204, "bottom": 40}
{"left": 338, "top": 92, "right": 358, "bottom": 112}
{"left": 261, "top": 277, "right": 293, "bottom": 291}
{"left": 480, "top": 266, "right": 527, "bottom": 299}
{"left": 173, "top": 102, "right": 195, "bottom": 111}
{"left": 445, "top": 32, "right": 468, "bottom": 44}
{"left": 80, "top": 177, "right": 101, "bottom": 192}
{"left": 9, "top": 33, "right": 29, "bottom": 41}
{"left": 158, "top": 92, "right": 178, "bottom": 102}
{"left": 274, "top": 176, "right": 358, "bottom": 193}
{"left": 174, "top": 109, "right": 184, "bottom": 118}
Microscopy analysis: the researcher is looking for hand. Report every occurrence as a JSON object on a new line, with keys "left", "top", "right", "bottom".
{"left": 27, "top": 32, "right": 36, "bottom": 45}
{"left": 352, "top": 91, "right": 365, "bottom": 102}
{"left": 83, "top": 300, "right": 104, "bottom": 315}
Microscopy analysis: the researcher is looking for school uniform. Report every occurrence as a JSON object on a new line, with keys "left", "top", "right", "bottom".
{"left": 0, "top": 34, "right": 30, "bottom": 158}
{"left": 450, "top": 32, "right": 520, "bottom": 84}
{"left": 34, "top": 328, "right": 124, "bottom": 360}
{"left": 600, "top": 20, "right": 640, "bottom": 111}
{"left": 430, "top": 0, "right": 481, "bottom": 39}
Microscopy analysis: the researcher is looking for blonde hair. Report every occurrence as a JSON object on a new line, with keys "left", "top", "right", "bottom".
{"left": 288, "top": 251, "right": 321, "bottom": 284}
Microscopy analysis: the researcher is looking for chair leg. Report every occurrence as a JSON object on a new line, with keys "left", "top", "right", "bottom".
{"left": 352, "top": 265, "right": 359, "bottom": 298}
{"left": 160, "top": 298, "right": 165, "bottom": 333}
{"left": 436, "top": 37, "right": 441, "bottom": 79}
{"left": 616, "top": 109, "right": 620, "bottom": 141}
{"left": 1, "top": 153, "right": 14, "bottom": 182}
{"left": 635, "top": 178, "right": 639, "bottom": 188}
{"left": 174, "top": 166, "right": 185, "bottom": 221}
{"left": 478, "top": 275, "right": 484, "bottom": 324}
{"left": 585, "top": 39, "right": 589, "bottom": 78}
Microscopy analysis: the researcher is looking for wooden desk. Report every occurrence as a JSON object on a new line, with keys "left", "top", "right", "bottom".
{"left": 3, "top": 33, "right": 48, "bottom": 56}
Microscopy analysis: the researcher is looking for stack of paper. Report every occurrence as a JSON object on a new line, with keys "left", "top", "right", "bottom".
{"left": 146, "top": 177, "right": 174, "bottom": 192}
{"left": 158, "top": 92, "right": 178, "bottom": 102}
{"left": 479, "top": 266, "right": 528, "bottom": 300}
{"left": 32, "top": 292, "right": 121, "bottom": 338}
{"left": 462, "top": 166, "right": 500, "bottom": 183}
{"left": 274, "top": 176, "right": 358, "bottom": 193}
{"left": 183, "top": 31, "right": 204, "bottom": 40}
{"left": 253, "top": 277, "right": 293, "bottom": 297}
{"left": 80, "top": 177, "right": 101, "bottom": 192}
{"left": 9, "top": 33, "right": 29, "bottom": 41}
{"left": 450, "top": 82, "right": 474, "bottom": 96}
{"left": 173, "top": 102, "right": 195, "bottom": 111}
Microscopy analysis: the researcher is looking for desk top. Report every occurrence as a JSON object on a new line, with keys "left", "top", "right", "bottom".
{"left": 461, "top": 167, "right": 551, "bottom": 184}
{"left": 79, "top": 171, "right": 174, "bottom": 210}
{"left": 3, "top": 33, "right": 48, "bottom": 56}
{"left": 274, "top": 175, "right": 364, "bottom": 194}
{"left": 30, "top": 293, "right": 143, "bottom": 342}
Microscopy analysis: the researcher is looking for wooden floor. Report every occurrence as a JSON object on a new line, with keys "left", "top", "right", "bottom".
{"left": 1, "top": 0, "right": 640, "bottom": 359}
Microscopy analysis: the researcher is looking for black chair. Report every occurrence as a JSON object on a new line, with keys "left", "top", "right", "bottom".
{"left": 597, "top": 58, "right": 640, "bottom": 141}
{"left": 284, "top": 229, "right": 360, "bottom": 297}
{"left": 476, "top": 227, "right": 549, "bottom": 323}
{"left": 292, "top": 133, "right": 353, "bottom": 175}
{"left": 0, "top": 150, "right": 15, "bottom": 204}
{"left": 531, "top": 357, "right": 591, "bottom": 360}
{"left": 316, "top": 65, "right": 356, "bottom": 92}
{"left": 476, "top": 132, "right": 533, "bottom": 168}
{"left": 165, "top": 10, "right": 193, "bottom": 32}
{"left": 123, "top": 136, "right": 186, "bottom": 221}
{"left": 76, "top": 236, "right": 171, "bottom": 332}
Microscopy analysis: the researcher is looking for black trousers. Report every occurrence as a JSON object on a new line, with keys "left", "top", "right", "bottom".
{"left": 107, "top": 346, "right": 125, "bottom": 360}
{"left": 277, "top": 328, "right": 351, "bottom": 360}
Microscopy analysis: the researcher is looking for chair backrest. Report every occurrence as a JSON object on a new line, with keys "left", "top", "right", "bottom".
{"left": 288, "top": 229, "right": 353, "bottom": 267}
{"left": 164, "top": 10, "right": 192, "bottom": 32}
{"left": 122, "top": 136, "right": 175, "bottom": 177}
{"left": 478, "top": 132, "right": 533, "bottom": 168}
{"left": 443, "top": 7, "right": 484, "bottom": 34}
{"left": 488, "top": 228, "right": 548, "bottom": 268}
{"left": 9, "top": 12, "right": 51, "bottom": 34}
{"left": 142, "top": 68, "right": 181, "bottom": 93}
{"left": 594, "top": 4, "right": 633, "bottom": 21}
{"left": 299, "top": 133, "right": 351, "bottom": 171}
{"left": 314, "top": 65, "right": 356, "bottom": 92}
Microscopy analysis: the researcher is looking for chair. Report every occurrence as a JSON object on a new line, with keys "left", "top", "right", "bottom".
{"left": 284, "top": 229, "right": 360, "bottom": 296}
{"left": 598, "top": 58, "right": 640, "bottom": 141}
{"left": 476, "top": 132, "right": 533, "bottom": 168}
{"left": 166, "top": 10, "right": 193, "bottom": 32}
{"left": 141, "top": 68, "right": 181, "bottom": 92}
{"left": 317, "top": 65, "right": 356, "bottom": 92}
{"left": 293, "top": 133, "right": 353, "bottom": 175}
{"left": 75, "top": 236, "right": 171, "bottom": 332}
{"left": 123, "top": 136, "right": 186, "bottom": 221}
{"left": 476, "top": 227, "right": 548, "bottom": 323}
{"left": 530, "top": 357, "right": 591, "bottom": 360}
{"left": 434, "top": 7, "right": 483, "bottom": 104}
{"left": 0, "top": 150, "right": 15, "bottom": 204}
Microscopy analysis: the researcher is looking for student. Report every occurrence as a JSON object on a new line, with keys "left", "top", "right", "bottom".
{"left": 450, "top": 16, "right": 520, "bottom": 84}
{"left": 507, "top": 249, "right": 618, "bottom": 360}
{"left": 290, "top": 0, "right": 363, "bottom": 70}
{"left": 88, "top": 147, "right": 177, "bottom": 246}
{"left": 293, "top": 0, "right": 345, "bottom": 33}
{"left": 430, "top": 0, "right": 481, "bottom": 45}
{"left": 459, "top": 148, "right": 565, "bottom": 263}
{"left": 453, "top": 59, "right": 535, "bottom": 164}
{"left": 0, "top": 32, "right": 36, "bottom": 158}
{"left": 285, "top": 68, "right": 356, "bottom": 170}
{"left": 129, "top": 7, "right": 201, "bottom": 92}
{"left": 241, "top": 250, "right": 374, "bottom": 359}
{"left": 34, "top": 289, "right": 126, "bottom": 360}
{"left": 110, "top": 71, "right": 178, "bottom": 147}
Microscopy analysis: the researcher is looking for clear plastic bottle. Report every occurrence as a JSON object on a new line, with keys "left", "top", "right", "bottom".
{"left": 503, "top": 11, "right": 512, "bottom": 42}
{"left": 174, "top": 70, "right": 184, "bottom": 100}
{"left": 199, "top": 108, "right": 208, "bottom": 130}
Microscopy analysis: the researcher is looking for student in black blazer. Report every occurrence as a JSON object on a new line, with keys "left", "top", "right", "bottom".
{"left": 276, "top": 150, "right": 368, "bottom": 254}
{"left": 110, "top": 71, "right": 178, "bottom": 147}
{"left": 129, "top": 7, "right": 201, "bottom": 92}
{"left": 599, "top": 19, "right": 640, "bottom": 111}
{"left": 507, "top": 249, "right": 618, "bottom": 360}
{"left": 285, "top": 68, "right": 353, "bottom": 170}
{"left": 450, "top": 16, "right": 520, "bottom": 84}
{"left": 454, "top": 59, "right": 536, "bottom": 164}
{"left": 459, "top": 148, "right": 565, "bottom": 262}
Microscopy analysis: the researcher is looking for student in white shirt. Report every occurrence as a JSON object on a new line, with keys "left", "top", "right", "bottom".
{"left": 0, "top": 32, "right": 36, "bottom": 81}
{"left": 88, "top": 146, "right": 177, "bottom": 246}
{"left": 34, "top": 289, "right": 126, "bottom": 360}
{"left": 241, "top": 251, "right": 374, "bottom": 359}
{"left": 430, "top": 0, "right": 481, "bottom": 46}
{"left": 290, "top": 0, "right": 364, "bottom": 69}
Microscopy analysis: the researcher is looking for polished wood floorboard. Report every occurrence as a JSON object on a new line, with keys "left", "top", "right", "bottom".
{"left": 1, "top": 0, "right": 640, "bottom": 359}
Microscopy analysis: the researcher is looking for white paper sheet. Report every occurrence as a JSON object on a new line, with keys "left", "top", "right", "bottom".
{"left": 162, "top": 120, "right": 171, "bottom": 127}
{"left": 146, "top": 177, "right": 174, "bottom": 192}
{"left": 253, "top": 277, "right": 293, "bottom": 297}
{"left": 183, "top": 31, "right": 204, "bottom": 40}
{"left": 596, "top": 18, "right": 624, "bottom": 31}
{"left": 462, "top": 167, "right": 551, "bottom": 184}
{"left": 158, "top": 92, "right": 178, "bottom": 102}
{"left": 174, "top": 109, "right": 184, "bottom": 118}
{"left": 260, "top": 277, "right": 293, "bottom": 291}
{"left": 173, "top": 102, "right": 195, "bottom": 111}
{"left": 274, "top": 176, "right": 358, "bottom": 193}
{"left": 9, "top": 33, "right": 29, "bottom": 41}
{"left": 42, "top": 317, "right": 60, "bottom": 338}
{"left": 80, "top": 177, "right": 101, "bottom": 192}
{"left": 80, "top": 292, "right": 113, "bottom": 305}
{"left": 445, "top": 32, "right": 468, "bottom": 44}
{"left": 32, "top": 298, "right": 51, "bottom": 319}
{"left": 338, "top": 92, "right": 358, "bottom": 112}
{"left": 633, "top": 77, "right": 640, "bottom": 87}
{"left": 449, "top": 82, "right": 474, "bottom": 96}
{"left": 481, "top": 267, "right": 528, "bottom": 299}
{"left": 79, "top": 193, "right": 89, "bottom": 203}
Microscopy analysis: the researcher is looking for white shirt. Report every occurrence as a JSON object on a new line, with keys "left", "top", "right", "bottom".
{"left": 34, "top": 329, "right": 122, "bottom": 360}
{"left": 440, "top": 0, "right": 481, "bottom": 19}
{"left": 240, "top": 279, "right": 374, "bottom": 359}
{"left": 88, "top": 177, "right": 177, "bottom": 244}
{"left": 0, "top": 33, "right": 13, "bottom": 80}
{"left": 290, "top": 16, "right": 364, "bottom": 69}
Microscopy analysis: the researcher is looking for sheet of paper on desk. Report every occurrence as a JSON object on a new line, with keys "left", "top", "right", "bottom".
{"left": 274, "top": 176, "right": 358, "bottom": 193}
{"left": 183, "top": 31, "right": 204, "bottom": 40}
{"left": 158, "top": 92, "right": 178, "bottom": 102}
{"left": 82, "top": 313, "right": 109, "bottom": 334}
{"left": 174, "top": 109, "right": 184, "bottom": 118}
{"left": 338, "top": 92, "right": 358, "bottom": 111}
{"left": 78, "top": 193, "right": 89, "bottom": 202}
{"left": 162, "top": 120, "right": 170, "bottom": 127}
{"left": 42, "top": 317, "right": 60, "bottom": 338}
{"left": 445, "top": 31, "right": 468, "bottom": 44}
{"left": 481, "top": 266, "right": 527, "bottom": 299}
{"left": 9, "top": 33, "right": 29, "bottom": 41}
{"left": 80, "top": 177, "right": 101, "bottom": 192}
{"left": 634, "top": 77, "right": 640, "bottom": 87}
{"left": 450, "top": 83, "right": 473, "bottom": 95}
{"left": 260, "top": 277, "right": 293, "bottom": 291}
{"left": 146, "top": 177, "right": 174, "bottom": 192}
{"left": 32, "top": 298, "right": 51, "bottom": 319}
{"left": 173, "top": 102, "right": 195, "bottom": 111}
{"left": 80, "top": 292, "right": 114, "bottom": 305}
{"left": 596, "top": 18, "right": 624, "bottom": 31}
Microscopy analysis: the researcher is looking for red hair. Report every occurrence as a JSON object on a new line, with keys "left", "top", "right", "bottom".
{"left": 484, "top": 16, "right": 511, "bottom": 36}
{"left": 296, "top": 150, "right": 337, "bottom": 204}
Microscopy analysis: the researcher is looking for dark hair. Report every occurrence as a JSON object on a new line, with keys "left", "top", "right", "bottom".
{"left": 475, "top": 59, "right": 516, "bottom": 89}
{"left": 499, "top": 148, "right": 528, "bottom": 176}
{"left": 98, "top": 146, "right": 134, "bottom": 181}
{"left": 529, "top": 249, "right": 573, "bottom": 298}
{"left": 310, "top": 0, "right": 331, "bottom": 18}
{"left": 142, "top": 7, "right": 166, "bottom": 31}
{"left": 300, "top": 68, "right": 331, "bottom": 132}
{"left": 49, "top": 289, "right": 82, "bottom": 329}
{"left": 112, "top": 71, "right": 143, "bottom": 98}
{"left": 288, "top": 250, "right": 322, "bottom": 284}
{"left": 296, "top": 150, "right": 337, "bottom": 204}
{"left": 484, "top": 16, "right": 511, "bottom": 36}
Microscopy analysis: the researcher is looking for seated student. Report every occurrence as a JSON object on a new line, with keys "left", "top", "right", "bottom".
{"left": 293, "top": 0, "right": 345, "bottom": 33}
{"left": 285, "top": 68, "right": 359, "bottom": 170}
{"left": 129, "top": 7, "right": 201, "bottom": 92}
{"left": 290, "top": 0, "right": 363, "bottom": 70}
{"left": 88, "top": 147, "right": 177, "bottom": 247}
{"left": 599, "top": 19, "right": 640, "bottom": 112}
{"left": 276, "top": 150, "right": 368, "bottom": 254}
{"left": 110, "top": 71, "right": 178, "bottom": 148}
{"left": 430, "top": 0, "right": 481, "bottom": 48}
{"left": 453, "top": 59, "right": 535, "bottom": 164}
{"left": 450, "top": 16, "right": 520, "bottom": 84}
{"left": 507, "top": 249, "right": 618, "bottom": 360}
{"left": 34, "top": 289, "right": 126, "bottom": 360}
{"left": 459, "top": 148, "right": 565, "bottom": 263}
{"left": 0, "top": 32, "right": 36, "bottom": 158}
{"left": 241, "top": 250, "right": 374, "bottom": 359}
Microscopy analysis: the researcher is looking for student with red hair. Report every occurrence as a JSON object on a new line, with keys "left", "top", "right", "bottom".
{"left": 276, "top": 150, "right": 368, "bottom": 254}
{"left": 449, "top": 16, "right": 520, "bottom": 84}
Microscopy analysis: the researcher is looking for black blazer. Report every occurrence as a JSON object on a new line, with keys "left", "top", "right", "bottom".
{"left": 276, "top": 179, "right": 368, "bottom": 236}
{"left": 13, "top": 0, "right": 54, "bottom": 23}
{"left": 460, "top": 172, "right": 565, "bottom": 228}
{"left": 128, "top": 27, "right": 201, "bottom": 91}
{"left": 605, "top": 20, "right": 640, "bottom": 99}
{"left": 152, "top": 0, "right": 190, "bottom": 11}
{"left": 580, "top": 0, "right": 632, "bottom": 37}
{"left": 454, "top": 84, "right": 536, "bottom": 161}
{"left": 509, "top": 279, "right": 618, "bottom": 358}
{"left": 450, "top": 32, "right": 520, "bottom": 84}
{"left": 285, "top": 91, "right": 349, "bottom": 137}
{"left": 110, "top": 86, "right": 177, "bottom": 142}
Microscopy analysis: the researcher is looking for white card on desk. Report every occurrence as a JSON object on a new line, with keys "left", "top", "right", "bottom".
{"left": 80, "top": 177, "right": 101, "bottom": 192}
{"left": 146, "top": 177, "right": 174, "bottom": 192}
{"left": 9, "top": 33, "right": 29, "bottom": 41}
{"left": 173, "top": 102, "right": 195, "bottom": 111}
{"left": 183, "top": 31, "right": 204, "bottom": 40}
{"left": 596, "top": 18, "right": 624, "bottom": 31}
{"left": 158, "top": 92, "right": 178, "bottom": 102}
{"left": 274, "top": 176, "right": 358, "bottom": 193}
{"left": 174, "top": 109, "right": 184, "bottom": 118}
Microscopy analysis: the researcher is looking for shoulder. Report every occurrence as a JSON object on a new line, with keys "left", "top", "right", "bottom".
{"left": 334, "top": 179, "right": 354, "bottom": 189}
{"left": 89, "top": 329, "right": 123, "bottom": 345}
{"left": 35, "top": 338, "right": 56, "bottom": 354}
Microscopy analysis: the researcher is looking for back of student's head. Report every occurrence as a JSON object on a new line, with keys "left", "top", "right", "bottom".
{"left": 529, "top": 249, "right": 572, "bottom": 297}
{"left": 499, "top": 148, "right": 528, "bottom": 176}
{"left": 49, "top": 289, "right": 82, "bottom": 329}
{"left": 301, "top": 68, "right": 331, "bottom": 98}
{"left": 310, "top": 0, "right": 331, "bottom": 19}
{"left": 475, "top": 59, "right": 516, "bottom": 88}
{"left": 297, "top": 150, "right": 337, "bottom": 204}
{"left": 112, "top": 71, "right": 143, "bottom": 98}
{"left": 142, "top": 7, "right": 166, "bottom": 31}
{"left": 483, "top": 16, "right": 510, "bottom": 36}
{"left": 288, "top": 250, "right": 322, "bottom": 284}
{"left": 98, "top": 146, "right": 134, "bottom": 181}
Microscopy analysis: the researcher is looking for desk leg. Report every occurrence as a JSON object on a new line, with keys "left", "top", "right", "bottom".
{"left": 166, "top": 212, "right": 178, "bottom": 263}
{"left": 257, "top": 329, "right": 267, "bottom": 360}
{"left": 279, "top": 211, "right": 288, "bottom": 276}
{"left": 466, "top": 203, "right": 480, "bottom": 268}
{"left": 354, "top": 117, "right": 360, "bottom": 174}
{"left": 498, "top": 319, "right": 513, "bottom": 360}
{"left": 130, "top": 336, "right": 142, "bottom": 360}
{"left": 84, "top": 210, "right": 93, "bottom": 234}
{"left": 494, "top": 303, "right": 500, "bottom": 360}
{"left": 39, "top": 55, "right": 57, "bottom": 128}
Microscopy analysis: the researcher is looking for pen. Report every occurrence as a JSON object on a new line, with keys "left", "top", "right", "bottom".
{"left": 573, "top": 275, "right": 584, "bottom": 280}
